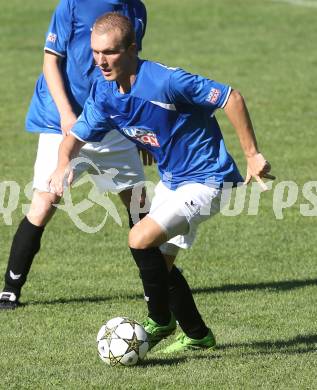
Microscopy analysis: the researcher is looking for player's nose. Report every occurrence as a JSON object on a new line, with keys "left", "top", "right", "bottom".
{"left": 96, "top": 52, "right": 106, "bottom": 66}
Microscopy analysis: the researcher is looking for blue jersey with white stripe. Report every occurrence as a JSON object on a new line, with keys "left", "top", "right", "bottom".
{"left": 26, "top": 0, "right": 146, "bottom": 134}
{"left": 72, "top": 60, "right": 243, "bottom": 188}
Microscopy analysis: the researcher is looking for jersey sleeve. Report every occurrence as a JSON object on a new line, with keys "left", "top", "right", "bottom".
{"left": 71, "top": 83, "right": 113, "bottom": 142}
{"left": 44, "top": 0, "right": 73, "bottom": 57}
{"left": 168, "top": 68, "right": 232, "bottom": 111}
{"left": 132, "top": 0, "right": 147, "bottom": 51}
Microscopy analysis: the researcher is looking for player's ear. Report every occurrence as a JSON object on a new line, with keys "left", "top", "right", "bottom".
{"left": 127, "top": 42, "right": 137, "bottom": 56}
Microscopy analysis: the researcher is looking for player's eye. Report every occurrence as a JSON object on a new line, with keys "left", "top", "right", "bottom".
{"left": 102, "top": 50, "right": 118, "bottom": 55}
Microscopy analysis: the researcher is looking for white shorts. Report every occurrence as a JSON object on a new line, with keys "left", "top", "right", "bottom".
{"left": 149, "top": 181, "right": 222, "bottom": 254}
{"left": 33, "top": 132, "right": 145, "bottom": 192}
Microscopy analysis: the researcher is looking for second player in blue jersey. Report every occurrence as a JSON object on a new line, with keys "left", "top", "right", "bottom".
{"left": 0, "top": 1, "right": 147, "bottom": 310}
{"left": 27, "top": 0, "right": 146, "bottom": 134}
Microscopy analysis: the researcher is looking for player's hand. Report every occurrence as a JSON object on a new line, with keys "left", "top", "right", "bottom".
{"left": 60, "top": 111, "right": 77, "bottom": 137}
{"left": 244, "top": 153, "right": 275, "bottom": 191}
{"left": 138, "top": 147, "right": 155, "bottom": 166}
{"left": 48, "top": 166, "right": 74, "bottom": 196}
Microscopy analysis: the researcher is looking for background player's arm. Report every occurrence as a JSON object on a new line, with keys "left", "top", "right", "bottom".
{"left": 43, "top": 51, "right": 77, "bottom": 136}
{"left": 224, "top": 89, "right": 273, "bottom": 189}
{"left": 48, "top": 134, "right": 85, "bottom": 196}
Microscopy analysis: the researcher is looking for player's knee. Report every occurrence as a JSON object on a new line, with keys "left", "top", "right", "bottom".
{"left": 128, "top": 228, "right": 150, "bottom": 249}
{"left": 27, "top": 191, "right": 61, "bottom": 226}
{"left": 128, "top": 224, "right": 168, "bottom": 250}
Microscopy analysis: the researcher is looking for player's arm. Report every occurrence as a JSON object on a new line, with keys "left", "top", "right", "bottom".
{"left": 43, "top": 0, "right": 75, "bottom": 135}
{"left": 49, "top": 83, "right": 113, "bottom": 195}
{"left": 43, "top": 51, "right": 77, "bottom": 136}
{"left": 48, "top": 134, "right": 85, "bottom": 196}
{"left": 168, "top": 69, "right": 274, "bottom": 189}
{"left": 223, "top": 89, "right": 274, "bottom": 189}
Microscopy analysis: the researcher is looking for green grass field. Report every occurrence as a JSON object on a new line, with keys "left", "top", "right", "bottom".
{"left": 1, "top": 0, "right": 317, "bottom": 388}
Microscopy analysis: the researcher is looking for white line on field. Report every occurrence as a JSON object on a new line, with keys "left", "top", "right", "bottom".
{"left": 272, "top": 0, "right": 317, "bottom": 7}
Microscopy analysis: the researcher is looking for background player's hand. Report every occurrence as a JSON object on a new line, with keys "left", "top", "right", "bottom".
{"left": 138, "top": 147, "right": 155, "bottom": 166}
{"left": 48, "top": 166, "right": 74, "bottom": 196}
{"left": 60, "top": 111, "right": 77, "bottom": 137}
{"left": 244, "top": 153, "right": 275, "bottom": 191}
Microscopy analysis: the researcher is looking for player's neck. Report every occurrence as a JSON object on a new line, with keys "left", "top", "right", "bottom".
{"left": 117, "top": 58, "right": 138, "bottom": 94}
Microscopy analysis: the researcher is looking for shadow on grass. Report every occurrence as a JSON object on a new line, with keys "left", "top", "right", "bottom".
{"left": 139, "top": 356, "right": 187, "bottom": 367}
{"left": 22, "top": 277, "right": 317, "bottom": 307}
{"left": 139, "top": 353, "right": 222, "bottom": 367}
{"left": 22, "top": 294, "right": 142, "bottom": 307}
{"left": 218, "top": 334, "right": 317, "bottom": 356}
{"left": 191, "top": 278, "right": 317, "bottom": 295}
{"left": 136, "top": 336, "right": 316, "bottom": 367}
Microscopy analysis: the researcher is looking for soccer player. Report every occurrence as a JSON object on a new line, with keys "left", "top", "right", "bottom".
{"left": 49, "top": 13, "right": 274, "bottom": 353}
{"left": 0, "top": 1, "right": 147, "bottom": 309}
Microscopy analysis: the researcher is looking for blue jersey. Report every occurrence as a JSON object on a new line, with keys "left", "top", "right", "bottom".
{"left": 26, "top": 0, "right": 146, "bottom": 134}
{"left": 72, "top": 60, "right": 243, "bottom": 188}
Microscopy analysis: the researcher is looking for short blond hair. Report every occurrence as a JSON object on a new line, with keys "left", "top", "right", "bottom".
{"left": 93, "top": 12, "right": 136, "bottom": 50}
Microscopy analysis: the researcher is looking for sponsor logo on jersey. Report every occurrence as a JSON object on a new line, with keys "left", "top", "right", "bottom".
{"left": 122, "top": 127, "right": 160, "bottom": 147}
{"left": 47, "top": 32, "right": 57, "bottom": 43}
{"left": 207, "top": 87, "right": 221, "bottom": 104}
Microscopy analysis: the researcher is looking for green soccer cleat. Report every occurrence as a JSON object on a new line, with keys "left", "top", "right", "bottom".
{"left": 159, "top": 328, "right": 216, "bottom": 354}
{"left": 142, "top": 315, "right": 177, "bottom": 350}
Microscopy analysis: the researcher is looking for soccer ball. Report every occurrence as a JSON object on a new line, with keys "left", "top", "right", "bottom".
{"left": 97, "top": 317, "right": 149, "bottom": 367}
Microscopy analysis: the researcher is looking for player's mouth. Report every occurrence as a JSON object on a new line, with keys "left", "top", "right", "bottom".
{"left": 95, "top": 62, "right": 112, "bottom": 77}
{"left": 100, "top": 67, "right": 112, "bottom": 77}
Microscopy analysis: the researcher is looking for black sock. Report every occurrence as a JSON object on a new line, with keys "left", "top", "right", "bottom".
{"left": 169, "top": 266, "right": 208, "bottom": 339}
{"left": 3, "top": 217, "right": 45, "bottom": 298}
{"left": 127, "top": 210, "right": 147, "bottom": 228}
{"left": 129, "top": 247, "right": 171, "bottom": 325}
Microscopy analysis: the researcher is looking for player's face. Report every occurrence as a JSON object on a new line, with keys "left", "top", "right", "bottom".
{"left": 91, "top": 29, "right": 136, "bottom": 88}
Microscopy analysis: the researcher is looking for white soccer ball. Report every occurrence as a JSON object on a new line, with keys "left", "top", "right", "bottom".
{"left": 97, "top": 317, "right": 149, "bottom": 367}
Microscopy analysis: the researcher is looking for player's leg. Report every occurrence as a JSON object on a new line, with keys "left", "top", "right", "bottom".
{"left": 118, "top": 185, "right": 148, "bottom": 226}
{"left": 0, "top": 134, "right": 62, "bottom": 309}
{"left": 0, "top": 191, "right": 61, "bottom": 306}
{"left": 128, "top": 181, "right": 221, "bottom": 352}
{"left": 122, "top": 186, "right": 179, "bottom": 350}
{"left": 161, "top": 247, "right": 211, "bottom": 340}
{"left": 129, "top": 217, "right": 211, "bottom": 348}
{"left": 28, "top": 190, "right": 60, "bottom": 226}
{"left": 127, "top": 193, "right": 180, "bottom": 348}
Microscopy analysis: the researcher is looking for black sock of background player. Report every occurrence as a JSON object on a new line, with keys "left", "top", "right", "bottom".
{"left": 3, "top": 217, "right": 45, "bottom": 298}
{"left": 129, "top": 247, "right": 171, "bottom": 325}
{"left": 169, "top": 265, "right": 209, "bottom": 340}
{"left": 127, "top": 210, "right": 148, "bottom": 228}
